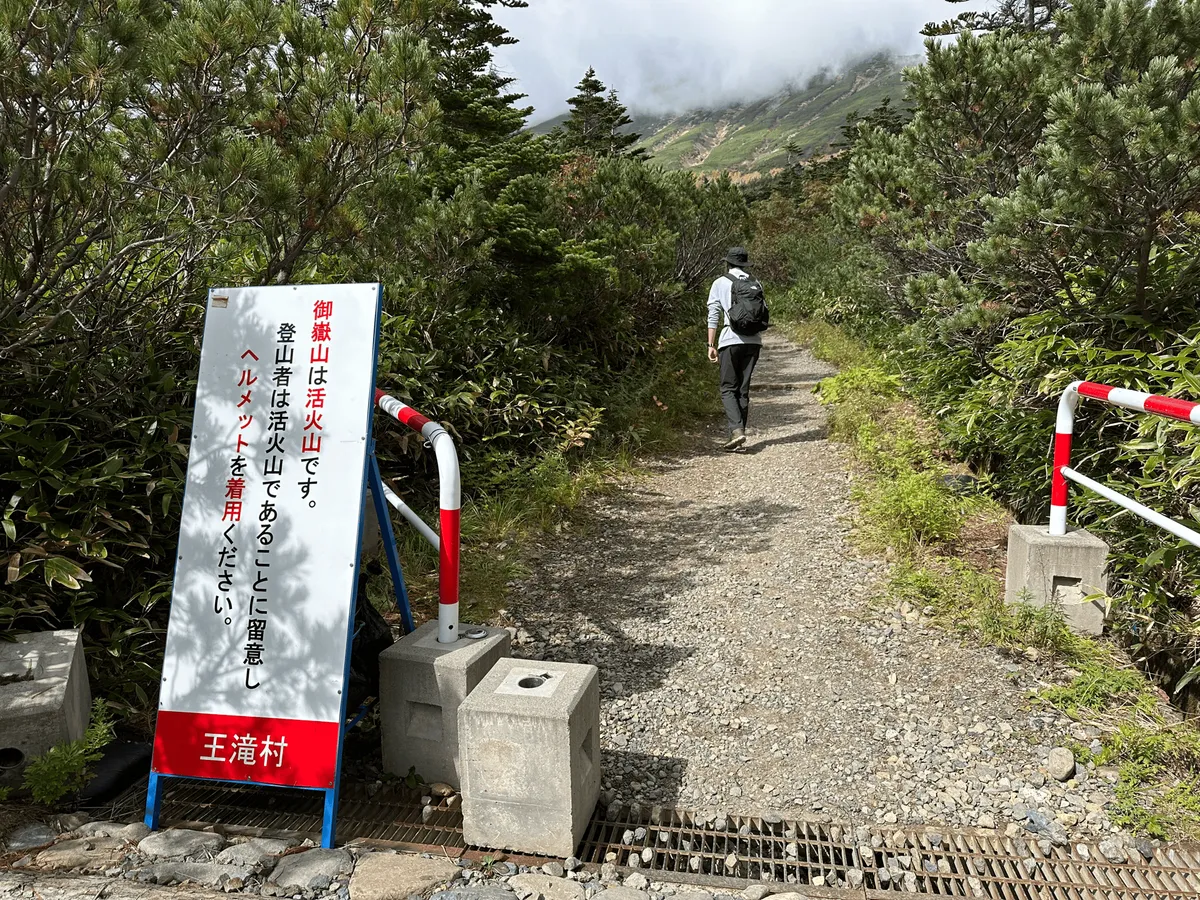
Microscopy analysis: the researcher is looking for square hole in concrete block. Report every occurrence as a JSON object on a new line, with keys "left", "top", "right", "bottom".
{"left": 577, "top": 725, "right": 597, "bottom": 780}
{"left": 407, "top": 700, "right": 443, "bottom": 742}
{"left": 1052, "top": 575, "right": 1083, "bottom": 604}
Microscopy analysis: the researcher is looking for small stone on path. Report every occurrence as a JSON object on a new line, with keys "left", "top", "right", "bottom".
{"left": 1047, "top": 747, "right": 1076, "bottom": 782}
{"left": 623, "top": 872, "right": 649, "bottom": 892}
{"left": 1098, "top": 837, "right": 1128, "bottom": 864}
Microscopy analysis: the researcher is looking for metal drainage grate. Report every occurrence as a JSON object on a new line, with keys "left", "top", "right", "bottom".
{"left": 107, "top": 779, "right": 471, "bottom": 854}
{"left": 106, "top": 782, "right": 1200, "bottom": 899}
{"left": 577, "top": 805, "right": 1200, "bottom": 899}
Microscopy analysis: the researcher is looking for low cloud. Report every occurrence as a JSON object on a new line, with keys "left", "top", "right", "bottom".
{"left": 492, "top": 0, "right": 964, "bottom": 120}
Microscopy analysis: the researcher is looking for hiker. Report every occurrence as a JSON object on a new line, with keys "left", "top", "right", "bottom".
{"left": 707, "top": 247, "right": 770, "bottom": 451}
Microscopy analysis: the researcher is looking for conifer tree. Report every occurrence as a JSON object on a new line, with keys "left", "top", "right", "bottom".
{"left": 424, "top": 0, "right": 533, "bottom": 148}
{"left": 561, "top": 68, "right": 643, "bottom": 157}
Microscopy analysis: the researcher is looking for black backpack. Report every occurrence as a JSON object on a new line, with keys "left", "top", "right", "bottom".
{"left": 725, "top": 274, "right": 770, "bottom": 335}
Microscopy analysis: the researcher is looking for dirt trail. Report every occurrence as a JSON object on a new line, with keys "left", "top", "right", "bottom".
{"left": 509, "top": 333, "right": 1119, "bottom": 838}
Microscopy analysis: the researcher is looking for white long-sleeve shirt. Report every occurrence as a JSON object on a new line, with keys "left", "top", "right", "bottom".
{"left": 707, "top": 268, "right": 763, "bottom": 350}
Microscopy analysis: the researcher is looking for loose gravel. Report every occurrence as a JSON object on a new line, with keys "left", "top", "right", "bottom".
{"left": 507, "top": 334, "right": 1122, "bottom": 840}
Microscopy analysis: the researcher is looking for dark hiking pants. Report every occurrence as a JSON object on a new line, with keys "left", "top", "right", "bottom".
{"left": 719, "top": 343, "right": 761, "bottom": 435}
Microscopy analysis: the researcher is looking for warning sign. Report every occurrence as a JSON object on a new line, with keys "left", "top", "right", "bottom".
{"left": 151, "top": 284, "right": 382, "bottom": 788}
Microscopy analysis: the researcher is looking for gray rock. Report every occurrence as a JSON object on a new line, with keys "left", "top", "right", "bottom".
{"left": 35, "top": 836, "right": 126, "bottom": 871}
{"left": 564, "top": 858, "right": 582, "bottom": 873}
{"left": 134, "top": 862, "right": 252, "bottom": 886}
{"left": 431, "top": 889, "right": 517, "bottom": 900}
{"left": 1134, "top": 837, "right": 1155, "bottom": 861}
{"left": 6, "top": 823, "right": 56, "bottom": 851}
{"left": 624, "top": 873, "right": 649, "bottom": 892}
{"left": 846, "top": 869, "right": 864, "bottom": 889}
{"left": 1047, "top": 748, "right": 1076, "bottom": 782}
{"left": 541, "top": 862, "right": 565, "bottom": 878}
{"left": 1098, "top": 837, "right": 1127, "bottom": 864}
{"left": 269, "top": 849, "right": 354, "bottom": 891}
{"left": 53, "top": 813, "right": 90, "bottom": 833}
{"left": 118, "top": 823, "right": 152, "bottom": 843}
{"left": 218, "top": 837, "right": 295, "bottom": 869}
{"left": 594, "top": 889, "right": 650, "bottom": 900}
{"left": 349, "top": 852, "right": 454, "bottom": 900}
{"left": 509, "top": 874, "right": 586, "bottom": 900}
{"left": 78, "top": 821, "right": 119, "bottom": 837}
{"left": 137, "top": 828, "right": 226, "bottom": 859}
{"left": 741, "top": 887, "right": 769, "bottom": 900}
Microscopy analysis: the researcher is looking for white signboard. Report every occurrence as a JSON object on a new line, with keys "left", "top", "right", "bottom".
{"left": 150, "top": 284, "right": 382, "bottom": 788}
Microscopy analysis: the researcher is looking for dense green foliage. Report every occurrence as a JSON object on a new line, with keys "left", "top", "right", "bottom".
{"left": 0, "top": 0, "right": 745, "bottom": 721}
{"left": 764, "top": 0, "right": 1200, "bottom": 698}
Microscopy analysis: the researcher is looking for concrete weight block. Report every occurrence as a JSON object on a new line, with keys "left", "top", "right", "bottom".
{"left": 1005, "top": 524, "right": 1109, "bottom": 635}
{"left": 379, "top": 622, "right": 510, "bottom": 787}
{"left": 459, "top": 659, "right": 600, "bottom": 858}
{"left": 0, "top": 630, "right": 90, "bottom": 787}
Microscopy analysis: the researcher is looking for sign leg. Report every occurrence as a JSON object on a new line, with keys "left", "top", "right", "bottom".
{"left": 144, "top": 772, "right": 164, "bottom": 831}
{"left": 368, "top": 454, "right": 415, "bottom": 633}
{"left": 321, "top": 786, "right": 339, "bottom": 848}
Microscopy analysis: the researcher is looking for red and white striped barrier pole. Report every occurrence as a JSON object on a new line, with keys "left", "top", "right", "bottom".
{"left": 375, "top": 389, "right": 460, "bottom": 643}
{"left": 1050, "top": 380, "right": 1200, "bottom": 537}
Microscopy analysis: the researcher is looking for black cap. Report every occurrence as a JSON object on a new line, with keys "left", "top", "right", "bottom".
{"left": 725, "top": 247, "right": 751, "bottom": 267}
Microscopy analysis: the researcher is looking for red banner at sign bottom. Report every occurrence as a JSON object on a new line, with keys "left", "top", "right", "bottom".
{"left": 151, "top": 710, "right": 340, "bottom": 788}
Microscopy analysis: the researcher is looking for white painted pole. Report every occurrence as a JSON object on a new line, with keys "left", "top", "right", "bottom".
{"left": 379, "top": 482, "right": 440, "bottom": 550}
{"left": 1060, "top": 467, "right": 1200, "bottom": 549}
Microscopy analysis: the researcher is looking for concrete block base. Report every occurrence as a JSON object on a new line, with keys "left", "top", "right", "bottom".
{"left": 379, "top": 622, "right": 510, "bottom": 787}
{"left": 1005, "top": 524, "right": 1109, "bottom": 635}
{"left": 459, "top": 659, "right": 600, "bottom": 858}
{"left": 0, "top": 630, "right": 90, "bottom": 787}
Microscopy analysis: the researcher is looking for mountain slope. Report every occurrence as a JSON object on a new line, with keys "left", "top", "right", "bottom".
{"left": 530, "top": 54, "right": 912, "bottom": 174}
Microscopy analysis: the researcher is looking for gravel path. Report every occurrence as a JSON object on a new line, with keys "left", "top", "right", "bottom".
{"left": 508, "top": 333, "right": 1122, "bottom": 841}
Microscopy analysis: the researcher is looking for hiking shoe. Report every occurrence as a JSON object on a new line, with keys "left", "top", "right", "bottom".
{"left": 722, "top": 430, "right": 746, "bottom": 452}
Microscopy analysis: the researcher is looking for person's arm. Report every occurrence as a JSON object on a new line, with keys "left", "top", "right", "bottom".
{"left": 707, "top": 279, "right": 722, "bottom": 362}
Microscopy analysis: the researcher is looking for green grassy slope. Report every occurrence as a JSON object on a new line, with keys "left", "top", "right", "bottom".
{"left": 528, "top": 54, "right": 912, "bottom": 174}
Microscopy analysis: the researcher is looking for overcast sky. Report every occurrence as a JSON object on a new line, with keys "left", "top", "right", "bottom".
{"left": 492, "top": 0, "right": 966, "bottom": 121}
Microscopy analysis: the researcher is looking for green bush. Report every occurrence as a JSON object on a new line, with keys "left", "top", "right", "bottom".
{"left": 23, "top": 700, "right": 115, "bottom": 807}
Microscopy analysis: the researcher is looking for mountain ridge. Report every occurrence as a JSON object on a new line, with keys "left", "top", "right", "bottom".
{"left": 529, "top": 53, "right": 915, "bottom": 175}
